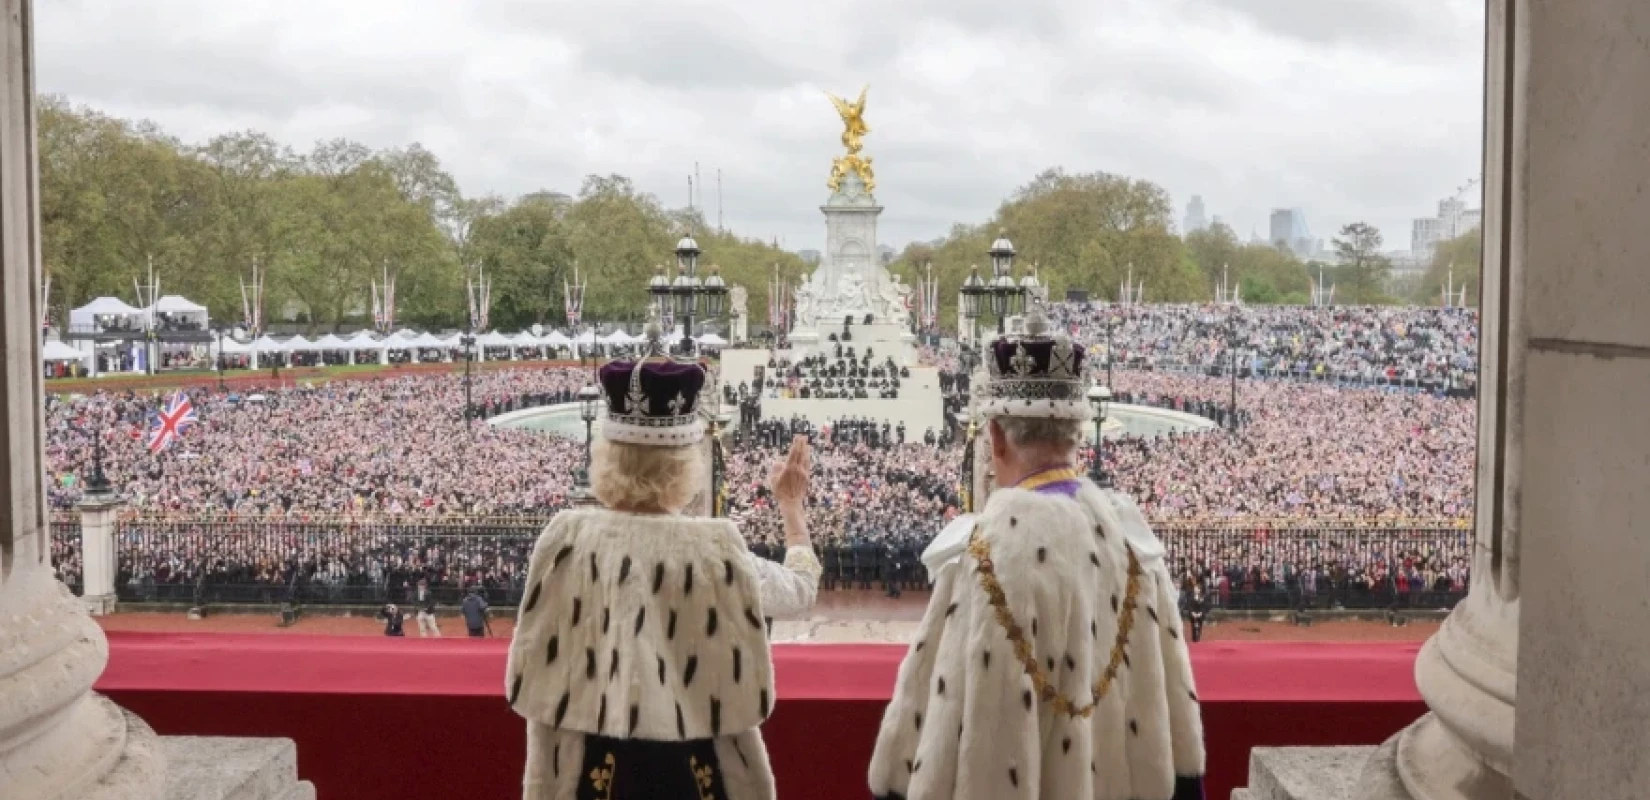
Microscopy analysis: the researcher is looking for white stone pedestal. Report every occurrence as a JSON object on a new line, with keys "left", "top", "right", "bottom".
{"left": 77, "top": 492, "right": 122, "bottom": 616}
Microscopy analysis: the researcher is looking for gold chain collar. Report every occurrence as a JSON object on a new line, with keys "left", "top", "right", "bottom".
{"left": 966, "top": 526, "right": 1143, "bottom": 718}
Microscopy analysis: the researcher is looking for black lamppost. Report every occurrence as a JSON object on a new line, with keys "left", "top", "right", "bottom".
{"left": 144, "top": 329, "right": 159, "bottom": 376}
{"left": 86, "top": 418, "right": 112, "bottom": 495}
{"left": 577, "top": 382, "right": 599, "bottom": 483}
{"left": 1227, "top": 313, "right": 1239, "bottom": 432}
{"left": 648, "top": 236, "right": 728, "bottom": 355}
{"left": 1087, "top": 384, "right": 1112, "bottom": 487}
{"left": 959, "top": 234, "right": 1039, "bottom": 337}
{"left": 710, "top": 411, "right": 730, "bottom": 517}
{"left": 1105, "top": 315, "right": 1117, "bottom": 390}
{"left": 212, "top": 325, "right": 227, "bottom": 391}
{"left": 461, "top": 328, "right": 477, "bottom": 426}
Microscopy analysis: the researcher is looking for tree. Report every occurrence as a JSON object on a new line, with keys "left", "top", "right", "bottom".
{"left": 1332, "top": 222, "right": 1393, "bottom": 304}
{"left": 889, "top": 168, "right": 1206, "bottom": 329}
{"left": 1414, "top": 229, "right": 1483, "bottom": 306}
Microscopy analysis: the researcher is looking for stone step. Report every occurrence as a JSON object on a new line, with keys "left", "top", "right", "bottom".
{"left": 1244, "top": 746, "right": 1376, "bottom": 800}
{"left": 275, "top": 782, "right": 317, "bottom": 800}
{"left": 1232, "top": 789, "right": 1253, "bottom": 800}
{"left": 161, "top": 736, "right": 309, "bottom": 800}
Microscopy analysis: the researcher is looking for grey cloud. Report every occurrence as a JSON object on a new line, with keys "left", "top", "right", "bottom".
{"left": 31, "top": 0, "right": 1484, "bottom": 253}
{"left": 1198, "top": 0, "right": 1475, "bottom": 54}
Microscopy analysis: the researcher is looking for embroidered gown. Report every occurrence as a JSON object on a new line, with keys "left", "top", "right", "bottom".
{"left": 868, "top": 471, "right": 1206, "bottom": 800}
{"left": 507, "top": 507, "right": 820, "bottom": 800}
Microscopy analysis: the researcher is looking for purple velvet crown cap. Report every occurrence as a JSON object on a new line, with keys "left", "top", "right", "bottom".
{"left": 986, "top": 336, "right": 1086, "bottom": 379}
{"left": 598, "top": 359, "right": 706, "bottom": 419}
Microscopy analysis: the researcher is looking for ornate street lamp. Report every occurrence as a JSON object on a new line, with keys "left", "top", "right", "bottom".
{"left": 962, "top": 235, "right": 1037, "bottom": 336}
{"left": 1087, "top": 384, "right": 1112, "bottom": 487}
{"left": 646, "top": 235, "right": 727, "bottom": 354}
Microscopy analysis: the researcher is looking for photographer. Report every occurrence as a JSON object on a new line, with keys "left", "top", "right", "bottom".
{"left": 460, "top": 586, "right": 489, "bottom": 637}
{"left": 377, "top": 603, "right": 407, "bottom": 637}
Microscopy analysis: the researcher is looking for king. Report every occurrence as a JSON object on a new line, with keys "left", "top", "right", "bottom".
{"left": 868, "top": 304, "right": 1207, "bottom": 800}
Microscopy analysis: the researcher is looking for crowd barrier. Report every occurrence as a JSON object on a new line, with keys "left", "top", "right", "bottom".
{"left": 54, "top": 514, "right": 1472, "bottom": 610}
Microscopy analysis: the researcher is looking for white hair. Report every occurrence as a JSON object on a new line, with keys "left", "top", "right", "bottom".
{"left": 990, "top": 415, "right": 1085, "bottom": 454}
{"left": 590, "top": 438, "right": 706, "bottom": 513}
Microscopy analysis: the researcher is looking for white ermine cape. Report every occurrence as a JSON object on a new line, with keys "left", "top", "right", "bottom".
{"left": 507, "top": 508, "right": 779, "bottom": 800}
{"left": 869, "top": 481, "right": 1206, "bottom": 800}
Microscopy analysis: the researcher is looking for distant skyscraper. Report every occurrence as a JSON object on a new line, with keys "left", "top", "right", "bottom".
{"left": 797, "top": 249, "right": 822, "bottom": 266}
{"left": 1411, "top": 217, "right": 1444, "bottom": 260}
{"left": 1183, "top": 195, "right": 1208, "bottom": 234}
{"left": 877, "top": 244, "right": 897, "bottom": 266}
{"left": 1268, "top": 208, "right": 1313, "bottom": 258}
{"left": 1210, "top": 214, "right": 1227, "bottom": 231}
{"left": 1437, "top": 197, "right": 1471, "bottom": 239}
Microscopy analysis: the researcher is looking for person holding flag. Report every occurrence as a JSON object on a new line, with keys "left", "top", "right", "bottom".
{"left": 146, "top": 390, "right": 197, "bottom": 455}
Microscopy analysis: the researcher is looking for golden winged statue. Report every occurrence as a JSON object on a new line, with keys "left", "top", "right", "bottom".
{"left": 826, "top": 85, "right": 870, "bottom": 154}
{"left": 825, "top": 85, "right": 876, "bottom": 193}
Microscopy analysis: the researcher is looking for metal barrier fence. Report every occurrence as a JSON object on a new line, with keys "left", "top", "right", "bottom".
{"left": 50, "top": 513, "right": 82, "bottom": 596}
{"left": 1157, "top": 524, "right": 1470, "bottom": 611}
{"left": 112, "top": 516, "right": 542, "bottom": 606}
{"left": 93, "top": 515, "right": 1470, "bottom": 609}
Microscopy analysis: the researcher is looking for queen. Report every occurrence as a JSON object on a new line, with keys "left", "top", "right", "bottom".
{"left": 506, "top": 356, "right": 820, "bottom": 800}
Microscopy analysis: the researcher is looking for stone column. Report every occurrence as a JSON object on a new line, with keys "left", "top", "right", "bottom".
{"left": 77, "top": 492, "right": 123, "bottom": 616}
{"left": 0, "top": 1, "right": 166, "bottom": 797}
{"left": 1348, "top": 0, "right": 1650, "bottom": 797}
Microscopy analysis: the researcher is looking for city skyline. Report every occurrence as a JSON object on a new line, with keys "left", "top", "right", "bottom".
{"left": 37, "top": 0, "right": 1483, "bottom": 254}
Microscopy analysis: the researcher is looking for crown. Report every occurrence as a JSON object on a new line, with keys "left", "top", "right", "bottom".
{"left": 598, "top": 358, "right": 707, "bottom": 446}
{"left": 978, "top": 303, "right": 1089, "bottom": 420}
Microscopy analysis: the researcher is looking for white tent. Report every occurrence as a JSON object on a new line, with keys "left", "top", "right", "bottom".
{"left": 148, "top": 295, "right": 207, "bottom": 314}
{"left": 42, "top": 340, "right": 86, "bottom": 362}
{"left": 479, "top": 331, "right": 515, "bottom": 348}
{"left": 213, "top": 337, "right": 252, "bottom": 355}
{"left": 542, "top": 331, "right": 573, "bottom": 348}
{"left": 380, "top": 331, "right": 416, "bottom": 350}
{"left": 68, "top": 297, "right": 143, "bottom": 331}
{"left": 697, "top": 333, "right": 728, "bottom": 346}
{"left": 511, "top": 331, "right": 543, "bottom": 346}
{"left": 602, "top": 330, "right": 634, "bottom": 346}
{"left": 572, "top": 330, "right": 599, "bottom": 347}
{"left": 251, "top": 335, "right": 285, "bottom": 353}
{"left": 282, "top": 335, "right": 318, "bottom": 352}
{"left": 313, "top": 333, "right": 350, "bottom": 350}
{"left": 410, "top": 332, "right": 448, "bottom": 350}
{"left": 346, "top": 330, "right": 384, "bottom": 350}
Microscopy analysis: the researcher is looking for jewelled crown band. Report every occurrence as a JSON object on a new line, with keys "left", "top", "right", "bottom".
{"left": 977, "top": 306, "right": 1091, "bottom": 420}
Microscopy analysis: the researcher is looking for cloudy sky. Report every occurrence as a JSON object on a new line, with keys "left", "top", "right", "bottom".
{"left": 37, "top": 0, "right": 1483, "bottom": 255}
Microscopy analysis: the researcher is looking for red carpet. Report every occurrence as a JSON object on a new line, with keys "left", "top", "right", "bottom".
{"left": 99, "top": 633, "right": 1422, "bottom": 800}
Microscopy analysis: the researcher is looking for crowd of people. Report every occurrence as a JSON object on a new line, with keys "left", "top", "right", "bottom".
{"left": 1047, "top": 303, "right": 1479, "bottom": 393}
{"left": 45, "top": 369, "right": 590, "bottom": 516}
{"left": 44, "top": 301, "right": 1482, "bottom": 603}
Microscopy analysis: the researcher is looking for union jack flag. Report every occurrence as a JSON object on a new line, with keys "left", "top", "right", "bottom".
{"left": 146, "top": 391, "right": 196, "bottom": 454}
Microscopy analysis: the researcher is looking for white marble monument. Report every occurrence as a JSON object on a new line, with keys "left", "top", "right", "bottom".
{"left": 719, "top": 87, "right": 942, "bottom": 435}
